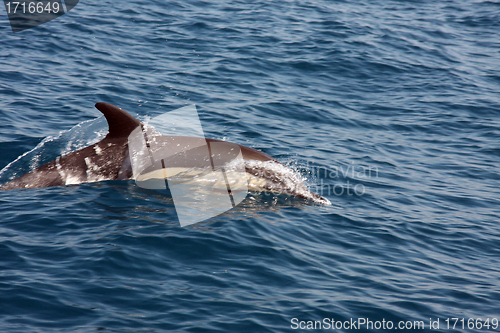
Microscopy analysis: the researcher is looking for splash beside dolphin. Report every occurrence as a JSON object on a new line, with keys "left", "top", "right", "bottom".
{"left": 0, "top": 103, "right": 330, "bottom": 205}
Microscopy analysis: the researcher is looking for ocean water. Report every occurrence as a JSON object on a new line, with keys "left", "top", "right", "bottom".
{"left": 1, "top": 0, "right": 499, "bottom": 332}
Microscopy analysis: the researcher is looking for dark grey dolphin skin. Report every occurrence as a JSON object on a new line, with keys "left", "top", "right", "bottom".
{"left": 1, "top": 103, "right": 142, "bottom": 190}
{"left": 0, "top": 103, "right": 330, "bottom": 205}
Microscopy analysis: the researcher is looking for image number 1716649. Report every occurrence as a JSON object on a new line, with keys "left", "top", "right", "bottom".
{"left": 3, "top": 0, "right": 79, "bottom": 32}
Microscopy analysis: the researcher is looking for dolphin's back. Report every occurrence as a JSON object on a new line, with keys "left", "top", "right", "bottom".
{"left": 0, "top": 103, "right": 141, "bottom": 190}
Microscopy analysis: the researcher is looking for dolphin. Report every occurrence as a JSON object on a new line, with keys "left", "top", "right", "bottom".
{"left": 0, "top": 103, "right": 330, "bottom": 205}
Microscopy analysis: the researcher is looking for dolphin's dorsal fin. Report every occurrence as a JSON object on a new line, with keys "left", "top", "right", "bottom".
{"left": 95, "top": 102, "right": 141, "bottom": 139}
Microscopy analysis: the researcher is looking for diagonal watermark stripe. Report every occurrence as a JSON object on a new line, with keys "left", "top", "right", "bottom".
{"left": 128, "top": 105, "right": 248, "bottom": 227}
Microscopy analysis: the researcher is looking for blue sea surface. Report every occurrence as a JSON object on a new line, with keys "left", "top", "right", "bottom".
{"left": 1, "top": 0, "right": 500, "bottom": 332}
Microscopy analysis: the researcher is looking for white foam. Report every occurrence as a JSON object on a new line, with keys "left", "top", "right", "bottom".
{"left": 242, "top": 160, "right": 332, "bottom": 206}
